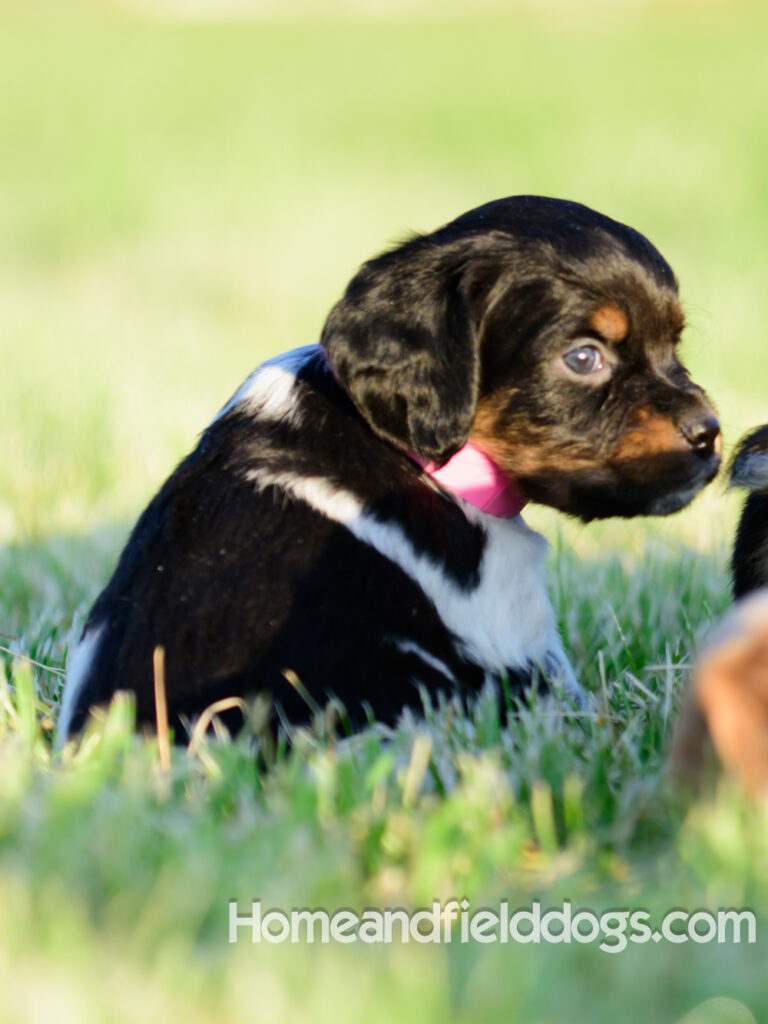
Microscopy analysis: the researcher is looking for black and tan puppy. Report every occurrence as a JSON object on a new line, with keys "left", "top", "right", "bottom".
{"left": 57, "top": 196, "right": 721, "bottom": 745}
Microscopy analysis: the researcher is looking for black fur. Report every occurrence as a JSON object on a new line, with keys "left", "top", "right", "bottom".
{"left": 67, "top": 353, "right": 491, "bottom": 735}
{"left": 58, "top": 196, "right": 721, "bottom": 744}
{"left": 730, "top": 425, "right": 768, "bottom": 598}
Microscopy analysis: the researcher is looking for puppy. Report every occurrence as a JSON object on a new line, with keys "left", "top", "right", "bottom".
{"left": 670, "top": 429, "right": 768, "bottom": 798}
{"left": 56, "top": 196, "right": 721, "bottom": 746}
{"left": 671, "top": 590, "right": 768, "bottom": 799}
{"left": 730, "top": 425, "right": 768, "bottom": 598}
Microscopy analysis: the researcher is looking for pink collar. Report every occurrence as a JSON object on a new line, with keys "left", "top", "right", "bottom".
{"left": 413, "top": 442, "right": 527, "bottom": 519}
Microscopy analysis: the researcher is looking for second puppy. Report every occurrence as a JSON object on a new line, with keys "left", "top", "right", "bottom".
{"left": 730, "top": 425, "right": 768, "bottom": 598}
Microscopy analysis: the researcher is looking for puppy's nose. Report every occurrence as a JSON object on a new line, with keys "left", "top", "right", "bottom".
{"left": 680, "top": 412, "right": 721, "bottom": 456}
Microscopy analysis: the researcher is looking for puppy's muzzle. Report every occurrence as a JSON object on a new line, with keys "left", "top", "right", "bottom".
{"left": 679, "top": 410, "right": 721, "bottom": 459}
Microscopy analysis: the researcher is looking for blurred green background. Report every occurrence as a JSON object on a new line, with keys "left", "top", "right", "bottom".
{"left": 2, "top": 0, "right": 766, "bottom": 545}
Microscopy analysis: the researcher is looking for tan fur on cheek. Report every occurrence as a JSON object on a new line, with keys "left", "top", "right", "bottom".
{"left": 471, "top": 403, "right": 597, "bottom": 476}
{"left": 496, "top": 444, "right": 597, "bottom": 477}
{"left": 610, "top": 407, "right": 684, "bottom": 466}
{"left": 471, "top": 398, "right": 504, "bottom": 444}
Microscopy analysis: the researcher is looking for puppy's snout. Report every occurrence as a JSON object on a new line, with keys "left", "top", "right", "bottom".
{"left": 680, "top": 412, "right": 721, "bottom": 457}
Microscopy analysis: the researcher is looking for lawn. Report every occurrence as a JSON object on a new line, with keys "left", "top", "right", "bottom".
{"left": 1, "top": 2, "right": 767, "bottom": 1021}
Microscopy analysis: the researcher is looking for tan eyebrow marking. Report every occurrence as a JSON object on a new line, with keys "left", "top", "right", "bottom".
{"left": 589, "top": 304, "right": 629, "bottom": 343}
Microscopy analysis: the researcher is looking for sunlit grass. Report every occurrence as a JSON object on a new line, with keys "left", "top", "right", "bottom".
{"left": 1, "top": 613, "right": 767, "bottom": 1022}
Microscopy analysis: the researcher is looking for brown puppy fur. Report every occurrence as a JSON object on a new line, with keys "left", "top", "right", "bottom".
{"left": 671, "top": 591, "right": 768, "bottom": 798}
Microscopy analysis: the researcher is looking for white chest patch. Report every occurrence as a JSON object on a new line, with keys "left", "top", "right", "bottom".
{"left": 246, "top": 468, "right": 571, "bottom": 687}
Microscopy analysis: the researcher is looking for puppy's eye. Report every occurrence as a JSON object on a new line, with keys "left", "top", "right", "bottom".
{"left": 562, "top": 345, "right": 605, "bottom": 376}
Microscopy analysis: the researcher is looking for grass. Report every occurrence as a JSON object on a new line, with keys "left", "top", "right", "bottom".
{"left": 2, "top": 1, "right": 768, "bottom": 1021}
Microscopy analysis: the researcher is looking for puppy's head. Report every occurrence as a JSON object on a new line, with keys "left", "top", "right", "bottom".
{"left": 321, "top": 196, "right": 720, "bottom": 520}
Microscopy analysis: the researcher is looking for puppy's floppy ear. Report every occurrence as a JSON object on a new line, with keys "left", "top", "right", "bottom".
{"left": 320, "top": 241, "right": 481, "bottom": 465}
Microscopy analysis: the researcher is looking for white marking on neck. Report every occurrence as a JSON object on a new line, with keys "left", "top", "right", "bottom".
{"left": 212, "top": 345, "right": 319, "bottom": 426}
